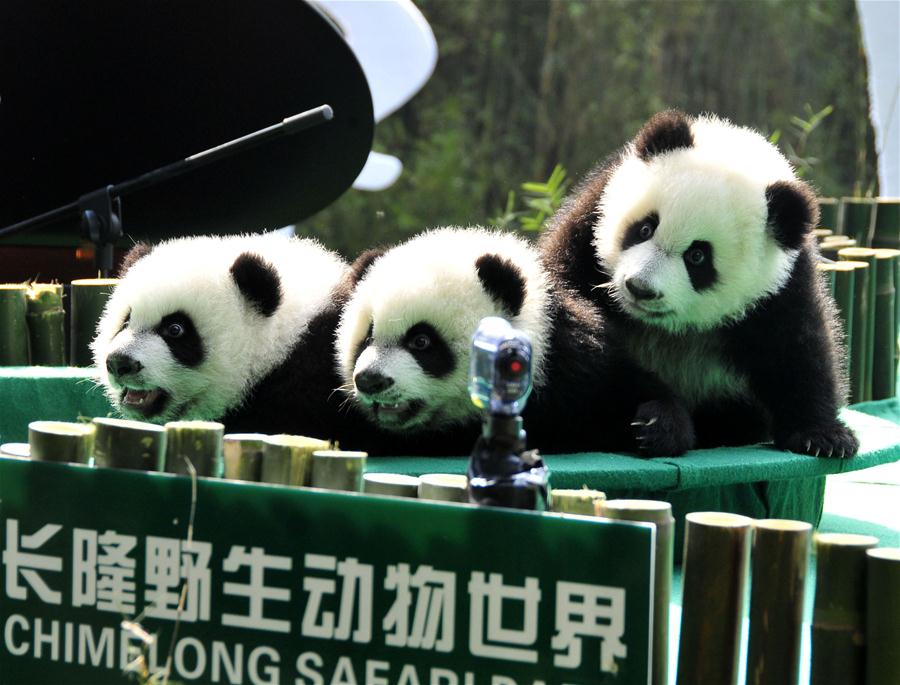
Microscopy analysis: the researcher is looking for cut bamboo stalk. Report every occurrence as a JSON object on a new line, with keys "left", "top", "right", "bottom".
{"left": 69, "top": 278, "right": 118, "bottom": 367}
{"left": 26, "top": 283, "right": 66, "bottom": 366}
{"left": 222, "top": 433, "right": 267, "bottom": 482}
{"left": 28, "top": 420, "right": 95, "bottom": 464}
{"left": 0, "top": 285, "right": 30, "bottom": 365}
{"left": 821, "top": 237, "right": 859, "bottom": 261}
{"left": 310, "top": 449, "right": 366, "bottom": 492}
{"left": 814, "top": 228, "right": 835, "bottom": 243}
{"left": 0, "top": 443, "right": 31, "bottom": 459}
{"left": 817, "top": 262, "right": 839, "bottom": 295}
{"left": 840, "top": 248, "right": 879, "bottom": 401}
{"left": 676, "top": 512, "right": 752, "bottom": 685}
{"left": 164, "top": 420, "right": 224, "bottom": 477}
{"left": 838, "top": 260, "right": 871, "bottom": 402}
{"left": 818, "top": 197, "right": 839, "bottom": 232}
{"left": 601, "top": 500, "right": 673, "bottom": 685}
{"left": 92, "top": 417, "right": 166, "bottom": 471}
{"left": 418, "top": 473, "right": 468, "bottom": 502}
{"left": 811, "top": 532, "right": 879, "bottom": 685}
{"left": 363, "top": 473, "right": 420, "bottom": 498}
{"left": 746, "top": 519, "right": 812, "bottom": 685}
{"left": 552, "top": 489, "right": 606, "bottom": 515}
{"left": 261, "top": 435, "right": 329, "bottom": 486}
{"left": 830, "top": 263, "right": 856, "bottom": 375}
{"left": 840, "top": 197, "right": 876, "bottom": 246}
{"left": 866, "top": 548, "right": 900, "bottom": 685}
{"left": 871, "top": 250, "right": 899, "bottom": 400}
{"left": 871, "top": 198, "right": 899, "bottom": 250}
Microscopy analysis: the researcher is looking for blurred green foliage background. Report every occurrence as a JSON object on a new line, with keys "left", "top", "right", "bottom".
{"left": 301, "top": 0, "right": 879, "bottom": 258}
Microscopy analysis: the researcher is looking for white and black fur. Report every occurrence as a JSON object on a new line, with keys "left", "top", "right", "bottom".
{"left": 336, "top": 227, "right": 692, "bottom": 456}
{"left": 540, "top": 110, "right": 858, "bottom": 458}
{"left": 93, "top": 233, "right": 365, "bottom": 440}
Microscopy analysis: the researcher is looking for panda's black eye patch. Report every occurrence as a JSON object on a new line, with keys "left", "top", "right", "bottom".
{"left": 622, "top": 213, "right": 659, "bottom": 251}
{"left": 402, "top": 322, "right": 454, "bottom": 378}
{"left": 683, "top": 240, "right": 717, "bottom": 291}
{"left": 155, "top": 312, "right": 204, "bottom": 368}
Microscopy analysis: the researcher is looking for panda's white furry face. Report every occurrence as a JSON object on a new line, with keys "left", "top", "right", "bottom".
{"left": 93, "top": 234, "right": 345, "bottom": 423}
{"left": 336, "top": 227, "right": 551, "bottom": 433}
{"left": 594, "top": 115, "right": 801, "bottom": 333}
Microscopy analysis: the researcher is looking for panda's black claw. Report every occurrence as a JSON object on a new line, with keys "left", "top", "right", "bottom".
{"left": 631, "top": 400, "right": 695, "bottom": 457}
{"left": 777, "top": 421, "right": 860, "bottom": 459}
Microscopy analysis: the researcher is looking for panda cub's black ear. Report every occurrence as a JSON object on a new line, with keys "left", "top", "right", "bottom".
{"left": 476, "top": 254, "right": 526, "bottom": 317}
{"left": 118, "top": 242, "right": 153, "bottom": 277}
{"left": 348, "top": 248, "right": 386, "bottom": 286}
{"left": 634, "top": 110, "right": 694, "bottom": 162}
{"left": 230, "top": 252, "right": 282, "bottom": 317}
{"left": 765, "top": 180, "right": 818, "bottom": 251}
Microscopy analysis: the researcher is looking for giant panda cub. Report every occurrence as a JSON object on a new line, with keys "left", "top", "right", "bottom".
{"left": 93, "top": 233, "right": 363, "bottom": 440}
{"left": 336, "top": 226, "right": 694, "bottom": 456}
{"left": 540, "top": 110, "right": 858, "bottom": 458}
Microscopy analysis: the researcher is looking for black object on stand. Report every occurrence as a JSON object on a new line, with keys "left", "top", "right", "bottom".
{"left": 467, "top": 317, "right": 550, "bottom": 511}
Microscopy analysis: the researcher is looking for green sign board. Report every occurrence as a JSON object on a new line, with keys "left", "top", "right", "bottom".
{"left": 0, "top": 457, "right": 654, "bottom": 684}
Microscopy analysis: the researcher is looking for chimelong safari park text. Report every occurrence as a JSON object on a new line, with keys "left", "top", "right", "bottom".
{"left": 2, "top": 518, "right": 630, "bottom": 683}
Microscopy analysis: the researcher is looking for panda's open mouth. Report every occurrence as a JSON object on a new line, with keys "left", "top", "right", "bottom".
{"left": 120, "top": 387, "right": 170, "bottom": 419}
{"left": 371, "top": 399, "right": 425, "bottom": 426}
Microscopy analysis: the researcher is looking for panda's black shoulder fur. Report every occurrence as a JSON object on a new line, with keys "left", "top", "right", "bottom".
{"left": 221, "top": 274, "right": 373, "bottom": 445}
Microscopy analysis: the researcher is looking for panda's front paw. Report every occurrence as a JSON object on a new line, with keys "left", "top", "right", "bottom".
{"left": 632, "top": 400, "right": 695, "bottom": 457}
{"left": 777, "top": 421, "right": 859, "bottom": 459}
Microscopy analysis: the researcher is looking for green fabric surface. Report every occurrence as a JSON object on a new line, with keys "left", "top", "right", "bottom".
{"left": 0, "top": 366, "right": 114, "bottom": 444}
{"left": 0, "top": 367, "right": 897, "bottom": 497}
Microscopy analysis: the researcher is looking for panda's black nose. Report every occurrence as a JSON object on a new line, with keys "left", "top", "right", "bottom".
{"left": 625, "top": 277, "right": 662, "bottom": 301}
{"left": 355, "top": 370, "right": 394, "bottom": 395}
{"left": 106, "top": 353, "right": 143, "bottom": 378}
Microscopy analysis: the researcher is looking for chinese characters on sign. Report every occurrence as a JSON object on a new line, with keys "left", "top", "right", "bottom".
{"left": 2, "top": 517, "right": 632, "bottom": 679}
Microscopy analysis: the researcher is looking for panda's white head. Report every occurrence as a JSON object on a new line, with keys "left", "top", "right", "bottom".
{"left": 93, "top": 234, "right": 345, "bottom": 423}
{"left": 594, "top": 110, "right": 818, "bottom": 333}
{"left": 335, "top": 227, "right": 551, "bottom": 434}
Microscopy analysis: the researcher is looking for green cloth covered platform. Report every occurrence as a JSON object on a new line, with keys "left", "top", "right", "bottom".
{"left": 1, "top": 366, "right": 899, "bottom": 550}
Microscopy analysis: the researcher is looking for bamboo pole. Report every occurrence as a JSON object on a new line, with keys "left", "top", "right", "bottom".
{"left": 817, "top": 262, "right": 838, "bottom": 295}
{"left": 0, "top": 443, "right": 31, "bottom": 458}
{"left": 676, "top": 512, "right": 752, "bottom": 685}
{"left": 0, "top": 285, "right": 30, "bottom": 365}
{"left": 310, "top": 450, "right": 366, "bottom": 492}
{"left": 829, "top": 262, "right": 856, "bottom": 372}
{"left": 871, "top": 198, "right": 898, "bottom": 250}
{"left": 837, "top": 260, "right": 871, "bottom": 402}
{"left": 821, "top": 237, "right": 858, "bottom": 261}
{"left": 261, "top": 435, "right": 329, "bottom": 486}
{"left": 552, "top": 489, "right": 605, "bottom": 515}
{"left": 418, "top": 473, "right": 468, "bottom": 502}
{"left": 92, "top": 417, "right": 166, "bottom": 471}
{"left": 746, "top": 519, "right": 812, "bottom": 685}
{"left": 363, "top": 473, "right": 420, "bottom": 498}
{"left": 28, "top": 420, "right": 95, "bottom": 464}
{"left": 840, "top": 198, "right": 876, "bottom": 246}
{"left": 164, "top": 420, "right": 224, "bottom": 477}
{"left": 840, "top": 248, "right": 879, "bottom": 401}
{"left": 815, "top": 228, "right": 835, "bottom": 243}
{"left": 69, "top": 278, "right": 118, "bottom": 367}
{"left": 601, "top": 500, "right": 673, "bottom": 685}
{"left": 811, "top": 532, "right": 879, "bottom": 685}
{"left": 26, "top": 283, "right": 66, "bottom": 366}
{"left": 871, "top": 250, "right": 899, "bottom": 399}
{"left": 866, "top": 548, "right": 900, "bottom": 685}
{"left": 222, "top": 433, "right": 267, "bottom": 482}
{"left": 818, "top": 197, "right": 839, "bottom": 232}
